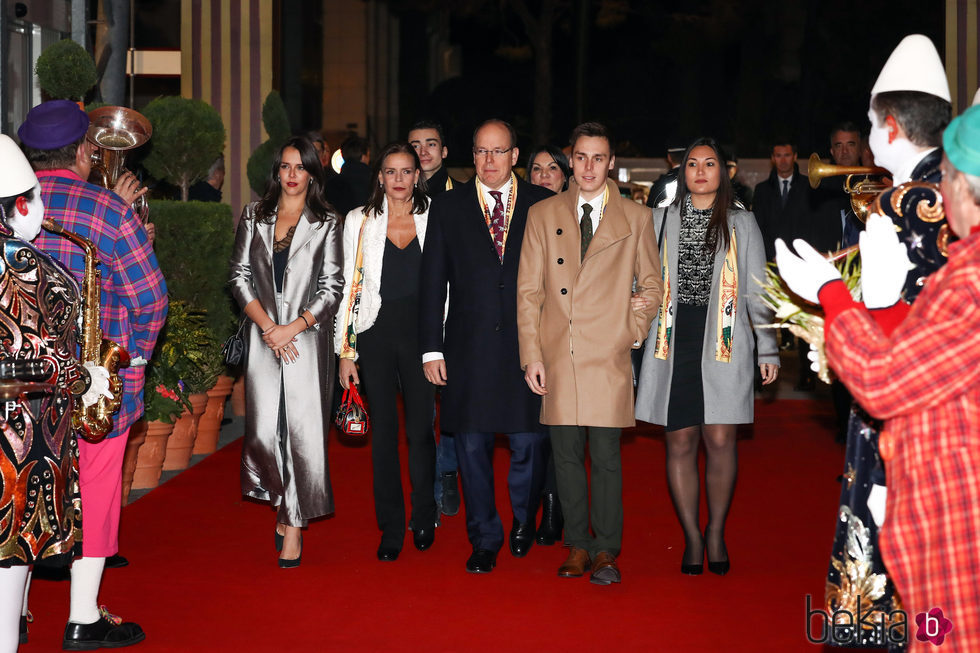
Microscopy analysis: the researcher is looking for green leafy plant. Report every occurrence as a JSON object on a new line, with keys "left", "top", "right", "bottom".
{"left": 142, "top": 97, "right": 226, "bottom": 201}
{"left": 35, "top": 39, "right": 97, "bottom": 101}
{"left": 247, "top": 91, "right": 291, "bottom": 195}
{"left": 148, "top": 300, "right": 220, "bottom": 407}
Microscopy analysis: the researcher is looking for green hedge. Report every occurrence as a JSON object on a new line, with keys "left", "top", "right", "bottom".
{"left": 149, "top": 199, "right": 236, "bottom": 344}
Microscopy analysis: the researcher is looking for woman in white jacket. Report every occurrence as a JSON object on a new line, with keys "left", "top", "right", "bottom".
{"left": 336, "top": 142, "right": 436, "bottom": 561}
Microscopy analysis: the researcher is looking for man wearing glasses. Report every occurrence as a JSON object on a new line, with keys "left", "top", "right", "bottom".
{"left": 419, "top": 119, "right": 553, "bottom": 573}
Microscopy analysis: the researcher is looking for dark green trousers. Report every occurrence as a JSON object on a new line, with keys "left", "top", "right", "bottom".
{"left": 549, "top": 425, "right": 622, "bottom": 558}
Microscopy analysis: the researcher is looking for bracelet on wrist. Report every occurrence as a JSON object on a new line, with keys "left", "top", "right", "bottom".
{"left": 300, "top": 314, "right": 312, "bottom": 329}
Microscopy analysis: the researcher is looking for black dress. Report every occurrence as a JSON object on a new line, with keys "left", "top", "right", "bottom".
{"left": 666, "top": 197, "right": 714, "bottom": 431}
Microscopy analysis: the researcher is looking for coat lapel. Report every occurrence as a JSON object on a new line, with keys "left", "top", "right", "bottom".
{"left": 256, "top": 219, "right": 275, "bottom": 257}
{"left": 287, "top": 212, "right": 318, "bottom": 262}
{"left": 576, "top": 180, "right": 631, "bottom": 263}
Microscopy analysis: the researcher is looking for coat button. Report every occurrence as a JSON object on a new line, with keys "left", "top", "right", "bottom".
{"left": 498, "top": 283, "right": 505, "bottom": 289}
{"left": 560, "top": 288, "right": 567, "bottom": 295}
{"left": 557, "top": 258, "right": 564, "bottom": 264}
{"left": 495, "top": 323, "right": 501, "bottom": 331}
{"left": 556, "top": 228, "right": 563, "bottom": 235}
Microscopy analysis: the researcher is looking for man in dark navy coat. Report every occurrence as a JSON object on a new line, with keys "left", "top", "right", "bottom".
{"left": 419, "top": 119, "right": 553, "bottom": 573}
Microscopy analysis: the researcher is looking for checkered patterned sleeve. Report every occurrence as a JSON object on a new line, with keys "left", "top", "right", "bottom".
{"left": 826, "top": 264, "right": 980, "bottom": 421}
{"left": 111, "top": 209, "right": 168, "bottom": 359}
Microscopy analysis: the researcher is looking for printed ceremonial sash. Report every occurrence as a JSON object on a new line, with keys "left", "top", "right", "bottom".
{"left": 445, "top": 177, "right": 454, "bottom": 191}
{"left": 475, "top": 173, "right": 517, "bottom": 261}
{"left": 653, "top": 225, "right": 738, "bottom": 362}
{"left": 714, "top": 227, "right": 738, "bottom": 363}
{"left": 653, "top": 244, "right": 673, "bottom": 360}
{"left": 339, "top": 217, "right": 369, "bottom": 359}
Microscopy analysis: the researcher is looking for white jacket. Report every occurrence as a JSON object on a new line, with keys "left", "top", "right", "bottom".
{"left": 334, "top": 199, "right": 428, "bottom": 357}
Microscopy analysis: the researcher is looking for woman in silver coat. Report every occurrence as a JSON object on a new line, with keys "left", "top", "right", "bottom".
{"left": 634, "top": 138, "right": 779, "bottom": 577}
{"left": 229, "top": 136, "right": 344, "bottom": 568}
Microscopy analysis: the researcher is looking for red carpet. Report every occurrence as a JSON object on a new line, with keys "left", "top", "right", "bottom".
{"left": 24, "top": 399, "right": 843, "bottom": 652}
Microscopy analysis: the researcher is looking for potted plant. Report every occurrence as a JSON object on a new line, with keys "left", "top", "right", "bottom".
{"left": 142, "top": 96, "right": 226, "bottom": 201}
{"left": 127, "top": 350, "right": 188, "bottom": 493}
{"left": 247, "top": 90, "right": 291, "bottom": 195}
{"left": 35, "top": 39, "right": 97, "bottom": 102}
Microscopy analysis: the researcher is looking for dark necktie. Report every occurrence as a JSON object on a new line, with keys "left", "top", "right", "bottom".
{"left": 781, "top": 179, "right": 789, "bottom": 208}
{"left": 488, "top": 190, "right": 505, "bottom": 260}
{"left": 580, "top": 203, "right": 593, "bottom": 261}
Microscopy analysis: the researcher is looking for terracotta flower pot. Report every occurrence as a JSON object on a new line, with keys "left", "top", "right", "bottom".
{"left": 132, "top": 419, "right": 174, "bottom": 490}
{"left": 162, "top": 393, "right": 209, "bottom": 471}
{"left": 231, "top": 375, "right": 246, "bottom": 416}
{"left": 121, "top": 419, "right": 148, "bottom": 505}
{"left": 194, "top": 375, "right": 234, "bottom": 455}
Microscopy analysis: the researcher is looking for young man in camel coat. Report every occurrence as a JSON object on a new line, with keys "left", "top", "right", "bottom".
{"left": 517, "top": 122, "right": 662, "bottom": 585}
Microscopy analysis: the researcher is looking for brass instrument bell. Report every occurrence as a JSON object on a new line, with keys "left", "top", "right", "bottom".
{"left": 87, "top": 106, "right": 152, "bottom": 222}
{"left": 807, "top": 153, "right": 890, "bottom": 223}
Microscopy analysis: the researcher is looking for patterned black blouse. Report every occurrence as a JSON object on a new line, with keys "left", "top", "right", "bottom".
{"left": 676, "top": 194, "right": 716, "bottom": 305}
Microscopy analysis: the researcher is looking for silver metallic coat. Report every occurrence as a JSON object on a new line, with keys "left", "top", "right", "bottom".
{"left": 229, "top": 203, "right": 344, "bottom": 522}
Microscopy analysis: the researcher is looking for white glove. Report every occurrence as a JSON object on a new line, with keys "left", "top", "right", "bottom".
{"left": 774, "top": 238, "right": 842, "bottom": 304}
{"left": 807, "top": 344, "right": 820, "bottom": 373}
{"left": 81, "top": 361, "right": 113, "bottom": 408}
{"left": 859, "top": 213, "right": 912, "bottom": 309}
{"left": 867, "top": 483, "right": 887, "bottom": 527}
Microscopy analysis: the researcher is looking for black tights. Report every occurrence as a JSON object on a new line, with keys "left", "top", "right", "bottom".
{"left": 664, "top": 424, "right": 737, "bottom": 564}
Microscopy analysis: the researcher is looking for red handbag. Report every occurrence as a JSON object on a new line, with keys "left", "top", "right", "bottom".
{"left": 335, "top": 383, "right": 369, "bottom": 436}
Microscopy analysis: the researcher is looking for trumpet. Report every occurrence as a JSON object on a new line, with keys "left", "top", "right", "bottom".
{"left": 87, "top": 106, "right": 152, "bottom": 223}
{"left": 807, "top": 153, "right": 890, "bottom": 223}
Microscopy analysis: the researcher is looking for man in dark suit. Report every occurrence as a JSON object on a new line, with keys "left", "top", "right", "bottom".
{"left": 324, "top": 135, "right": 371, "bottom": 216}
{"left": 408, "top": 120, "right": 463, "bottom": 518}
{"left": 753, "top": 140, "right": 813, "bottom": 368}
{"left": 409, "top": 120, "right": 460, "bottom": 197}
{"left": 419, "top": 119, "right": 552, "bottom": 573}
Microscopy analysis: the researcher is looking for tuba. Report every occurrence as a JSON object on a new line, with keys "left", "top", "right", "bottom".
{"left": 87, "top": 106, "right": 152, "bottom": 223}
{"left": 42, "top": 218, "right": 130, "bottom": 443}
{"left": 807, "top": 153, "right": 890, "bottom": 223}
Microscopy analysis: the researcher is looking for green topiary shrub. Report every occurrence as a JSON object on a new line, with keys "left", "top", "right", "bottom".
{"left": 142, "top": 96, "right": 226, "bottom": 201}
{"left": 247, "top": 91, "right": 292, "bottom": 195}
{"left": 149, "top": 199, "right": 236, "bottom": 348}
{"left": 35, "top": 39, "right": 97, "bottom": 101}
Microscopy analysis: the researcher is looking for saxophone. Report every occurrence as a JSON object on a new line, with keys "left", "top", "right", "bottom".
{"left": 43, "top": 219, "right": 130, "bottom": 443}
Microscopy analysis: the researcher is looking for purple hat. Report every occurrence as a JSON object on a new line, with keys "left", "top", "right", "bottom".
{"left": 17, "top": 100, "right": 89, "bottom": 150}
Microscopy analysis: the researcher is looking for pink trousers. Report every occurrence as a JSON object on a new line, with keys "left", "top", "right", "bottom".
{"left": 76, "top": 428, "right": 129, "bottom": 557}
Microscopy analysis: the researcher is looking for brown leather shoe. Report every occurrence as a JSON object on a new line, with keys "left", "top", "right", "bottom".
{"left": 557, "top": 547, "right": 591, "bottom": 577}
{"left": 590, "top": 551, "right": 621, "bottom": 585}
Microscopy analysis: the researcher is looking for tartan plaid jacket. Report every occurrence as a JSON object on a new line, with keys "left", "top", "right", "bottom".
{"left": 35, "top": 170, "right": 168, "bottom": 439}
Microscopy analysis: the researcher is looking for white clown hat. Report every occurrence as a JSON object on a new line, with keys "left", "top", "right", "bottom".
{"left": 871, "top": 34, "right": 951, "bottom": 102}
{"left": 0, "top": 134, "right": 38, "bottom": 198}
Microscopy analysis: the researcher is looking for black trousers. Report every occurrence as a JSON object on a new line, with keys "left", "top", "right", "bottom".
{"left": 358, "top": 296, "right": 437, "bottom": 548}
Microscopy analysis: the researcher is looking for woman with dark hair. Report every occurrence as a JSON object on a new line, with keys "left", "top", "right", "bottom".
{"left": 634, "top": 137, "right": 779, "bottom": 576}
{"left": 229, "top": 135, "right": 344, "bottom": 568}
{"left": 335, "top": 142, "right": 437, "bottom": 561}
{"left": 525, "top": 145, "right": 570, "bottom": 193}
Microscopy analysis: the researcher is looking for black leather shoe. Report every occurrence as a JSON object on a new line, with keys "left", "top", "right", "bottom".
{"left": 377, "top": 544, "right": 400, "bottom": 561}
{"left": 104, "top": 554, "right": 129, "bottom": 569}
{"left": 535, "top": 492, "right": 563, "bottom": 545}
{"left": 63, "top": 608, "right": 145, "bottom": 650}
{"left": 465, "top": 549, "right": 497, "bottom": 573}
{"left": 440, "top": 471, "right": 460, "bottom": 516}
{"left": 413, "top": 526, "right": 435, "bottom": 552}
{"left": 278, "top": 534, "right": 302, "bottom": 568}
{"left": 509, "top": 518, "right": 534, "bottom": 557}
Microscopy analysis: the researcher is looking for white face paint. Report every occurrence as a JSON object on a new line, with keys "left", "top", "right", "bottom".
{"left": 7, "top": 184, "right": 45, "bottom": 241}
{"left": 867, "top": 106, "right": 920, "bottom": 176}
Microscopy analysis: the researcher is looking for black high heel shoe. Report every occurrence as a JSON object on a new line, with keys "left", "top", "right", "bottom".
{"left": 278, "top": 533, "right": 302, "bottom": 568}
{"left": 705, "top": 530, "right": 729, "bottom": 575}
{"left": 275, "top": 527, "right": 284, "bottom": 553}
{"left": 680, "top": 537, "right": 704, "bottom": 575}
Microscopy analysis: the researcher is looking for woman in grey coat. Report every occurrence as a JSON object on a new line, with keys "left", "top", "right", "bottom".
{"left": 634, "top": 138, "right": 779, "bottom": 576}
{"left": 229, "top": 136, "right": 344, "bottom": 568}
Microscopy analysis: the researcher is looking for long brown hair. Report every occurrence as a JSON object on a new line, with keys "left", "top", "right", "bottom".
{"left": 362, "top": 142, "right": 429, "bottom": 216}
{"left": 672, "top": 136, "right": 735, "bottom": 252}
{"left": 255, "top": 136, "right": 335, "bottom": 224}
